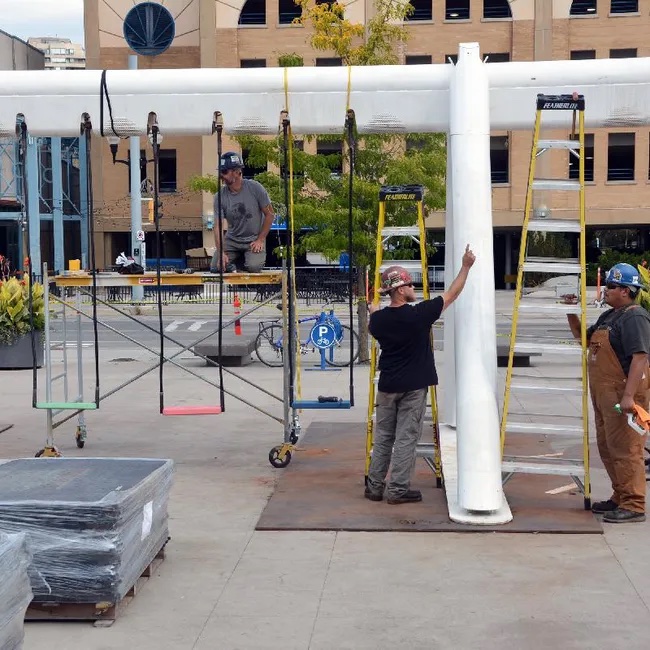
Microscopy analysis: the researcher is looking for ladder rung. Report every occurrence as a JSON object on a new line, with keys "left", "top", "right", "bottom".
{"left": 532, "top": 179, "right": 581, "bottom": 191}
{"left": 502, "top": 459, "right": 585, "bottom": 478}
{"left": 510, "top": 382, "right": 582, "bottom": 395}
{"left": 523, "top": 260, "right": 581, "bottom": 274}
{"left": 505, "top": 421, "right": 584, "bottom": 435}
{"left": 514, "top": 342, "right": 582, "bottom": 355}
{"left": 527, "top": 218, "right": 582, "bottom": 233}
{"left": 536, "top": 139, "right": 581, "bottom": 150}
{"left": 381, "top": 227, "right": 420, "bottom": 237}
{"left": 519, "top": 303, "right": 582, "bottom": 315}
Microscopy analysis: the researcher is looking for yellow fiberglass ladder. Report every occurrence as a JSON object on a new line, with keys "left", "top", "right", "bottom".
{"left": 365, "top": 184, "right": 443, "bottom": 488}
{"left": 500, "top": 93, "right": 591, "bottom": 510}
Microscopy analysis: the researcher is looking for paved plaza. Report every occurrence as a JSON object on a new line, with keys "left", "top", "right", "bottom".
{"left": 3, "top": 291, "right": 650, "bottom": 649}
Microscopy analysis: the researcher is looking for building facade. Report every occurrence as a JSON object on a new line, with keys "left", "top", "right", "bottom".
{"left": 28, "top": 37, "right": 86, "bottom": 70}
{"left": 84, "top": 0, "right": 650, "bottom": 283}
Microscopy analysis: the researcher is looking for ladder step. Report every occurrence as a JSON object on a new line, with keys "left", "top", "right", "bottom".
{"left": 532, "top": 179, "right": 581, "bottom": 191}
{"left": 519, "top": 303, "right": 582, "bottom": 315}
{"left": 379, "top": 260, "right": 423, "bottom": 273}
{"left": 536, "top": 139, "right": 581, "bottom": 150}
{"left": 510, "top": 382, "right": 582, "bottom": 395}
{"left": 514, "top": 342, "right": 582, "bottom": 355}
{"left": 505, "top": 421, "right": 584, "bottom": 435}
{"left": 416, "top": 442, "right": 437, "bottom": 458}
{"left": 381, "top": 227, "right": 420, "bottom": 237}
{"left": 528, "top": 218, "right": 582, "bottom": 233}
{"left": 502, "top": 459, "right": 585, "bottom": 478}
{"left": 523, "top": 259, "right": 581, "bottom": 274}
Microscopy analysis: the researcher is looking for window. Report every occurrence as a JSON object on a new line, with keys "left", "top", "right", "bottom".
{"left": 571, "top": 50, "right": 596, "bottom": 60}
{"left": 446, "top": 0, "right": 469, "bottom": 19}
{"left": 405, "top": 55, "right": 432, "bottom": 65}
{"left": 406, "top": 0, "right": 433, "bottom": 21}
{"left": 445, "top": 54, "right": 458, "bottom": 64}
{"left": 317, "top": 139, "right": 343, "bottom": 177}
{"left": 239, "top": 0, "right": 265, "bottom": 25}
{"left": 484, "top": 52, "right": 510, "bottom": 63}
{"left": 609, "top": 48, "right": 637, "bottom": 58}
{"left": 159, "top": 150, "right": 177, "bottom": 193}
{"left": 570, "top": 1, "right": 597, "bottom": 14}
{"left": 490, "top": 136, "right": 509, "bottom": 184}
{"left": 315, "top": 57, "right": 342, "bottom": 66}
{"left": 483, "top": 0, "right": 512, "bottom": 18}
{"left": 242, "top": 148, "right": 267, "bottom": 180}
{"left": 607, "top": 133, "right": 635, "bottom": 181}
{"left": 568, "top": 134, "right": 594, "bottom": 182}
{"left": 278, "top": 0, "right": 301, "bottom": 24}
{"left": 240, "top": 59, "right": 267, "bottom": 67}
{"left": 611, "top": 0, "right": 638, "bottom": 12}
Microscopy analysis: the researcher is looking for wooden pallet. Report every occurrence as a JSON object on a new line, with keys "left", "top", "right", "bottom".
{"left": 25, "top": 539, "right": 168, "bottom": 627}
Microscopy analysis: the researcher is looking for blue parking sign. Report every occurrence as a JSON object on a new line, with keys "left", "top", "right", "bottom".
{"left": 310, "top": 322, "right": 337, "bottom": 350}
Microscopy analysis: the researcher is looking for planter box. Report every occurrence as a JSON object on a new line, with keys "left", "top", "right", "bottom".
{"left": 0, "top": 332, "right": 44, "bottom": 370}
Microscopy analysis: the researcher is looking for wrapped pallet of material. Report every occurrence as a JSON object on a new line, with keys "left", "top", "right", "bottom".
{"left": 0, "top": 532, "right": 33, "bottom": 650}
{"left": 0, "top": 458, "right": 173, "bottom": 604}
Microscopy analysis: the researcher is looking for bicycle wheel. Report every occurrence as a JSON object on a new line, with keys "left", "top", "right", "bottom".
{"left": 255, "top": 324, "right": 284, "bottom": 368}
{"left": 325, "top": 324, "right": 360, "bottom": 367}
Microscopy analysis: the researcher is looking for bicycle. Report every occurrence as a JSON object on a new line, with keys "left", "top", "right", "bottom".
{"left": 254, "top": 303, "right": 360, "bottom": 368}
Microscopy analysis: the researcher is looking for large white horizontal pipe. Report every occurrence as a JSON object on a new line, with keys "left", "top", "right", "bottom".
{"left": 2, "top": 57, "right": 650, "bottom": 136}
{"left": 450, "top": 43, "right": 504, "bottom": 515}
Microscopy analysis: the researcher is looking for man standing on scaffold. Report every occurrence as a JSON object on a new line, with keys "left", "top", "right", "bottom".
{"left": 210, "top": 151, "right": 276, "bottom": 273}
{"left": 365, "top": 245, "right": 476, "bottom": 505}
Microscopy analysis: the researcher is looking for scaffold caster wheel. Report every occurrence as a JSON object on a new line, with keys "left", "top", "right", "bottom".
{"left": 269, "top": 445, "right": 292, "bottom": 468}
{"left": 75, "top": 425, "right": 87, "bottom": 449}
{"left": 35, "top": 446, "right": 62, "bottom": 458}
{"left": 584, "top": 497, "right": 591, "bottom": 511}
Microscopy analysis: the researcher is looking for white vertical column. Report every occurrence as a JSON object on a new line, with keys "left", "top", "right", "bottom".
{"left": 441, "top": 135, "right": 456, "bottom": 426}
{"left": 450, "top": 43, "right": 506, "bottom": 515}
{"left": 129, "top": 54, "right": 144, "bottom": 300}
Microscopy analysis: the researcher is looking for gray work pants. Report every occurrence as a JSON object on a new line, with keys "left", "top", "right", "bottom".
{"left": 367, "top": 388, "right": 427, "bottom": 498}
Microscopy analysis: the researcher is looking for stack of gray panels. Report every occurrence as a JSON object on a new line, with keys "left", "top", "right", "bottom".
{"left": 0, "top": 457, "right": 173, "bottom": 604}
{"left": 0, "top": 532, "right": 33, "bottom": 650}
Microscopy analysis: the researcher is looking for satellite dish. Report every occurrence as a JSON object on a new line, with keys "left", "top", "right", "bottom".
{"left": 123, "top": 2, "right": 176, "bottom": 57}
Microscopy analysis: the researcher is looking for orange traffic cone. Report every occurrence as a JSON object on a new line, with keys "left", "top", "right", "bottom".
{"left": 234, "top": 294, "right": 242, "bottom": 336}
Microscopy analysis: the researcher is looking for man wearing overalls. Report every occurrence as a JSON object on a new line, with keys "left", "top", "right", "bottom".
{"left": 568, "top": 263, "right": 650, "bottom": 523}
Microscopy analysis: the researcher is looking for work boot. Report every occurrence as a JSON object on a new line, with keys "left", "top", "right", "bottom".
{"left": 387, "top": 489, "right": 422, "bottom": 505}
{"left": 591, "top": 499, "right": 618, "bottom": 514}
{"left": 364, "top": 488, "right": 383, "bottom": 502}
{"left": 603, "top": 508, "right": 646, "bottom": 523}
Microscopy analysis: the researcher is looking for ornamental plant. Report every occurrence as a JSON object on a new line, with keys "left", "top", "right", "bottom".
{"left": 0, "top": 275, "right": 45, "bottom": 345}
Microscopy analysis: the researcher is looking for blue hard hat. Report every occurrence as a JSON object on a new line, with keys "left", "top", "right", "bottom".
{"left": 220, "top": 151, "right": 244, "bottom": 171}
{"left": 605, "top": 263, "right": 645, "bottom": 290}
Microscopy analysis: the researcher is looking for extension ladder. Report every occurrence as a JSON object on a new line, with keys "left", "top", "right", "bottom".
{"left": 500, "top": 93, "right": 591, "bottom": 509}
{"left": 365, "top": 184, "right": 442, "bottom": 486}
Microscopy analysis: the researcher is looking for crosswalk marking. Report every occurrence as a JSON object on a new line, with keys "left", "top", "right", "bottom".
{"left": 188, "top": 320, "right": 209, "bottom": 332}
{"left": 165, "top": 320, "right": 186, "bottom": 332}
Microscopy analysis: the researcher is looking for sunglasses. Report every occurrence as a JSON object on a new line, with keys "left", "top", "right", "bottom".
{"left": 605, "top": 283, "right": 624, "bottom": 290}
{"left": 401, "top": 283, "right": 414, "bottom": 289}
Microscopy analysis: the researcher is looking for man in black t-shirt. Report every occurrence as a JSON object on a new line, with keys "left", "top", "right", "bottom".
{"left": 365, "top": 245, "right": 476, "bottom": 505}
{"left": 568, "top": 262, "right": 650, "bottom": 523}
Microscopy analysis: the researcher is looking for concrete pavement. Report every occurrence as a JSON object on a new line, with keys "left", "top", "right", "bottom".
{"left": 3, "top": 290, "right": 650, "bottom": 649}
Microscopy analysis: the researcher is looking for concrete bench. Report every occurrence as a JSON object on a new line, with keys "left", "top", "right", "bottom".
{"left": 194, "top": 335, "right": 256, "bottom": 367}
{"left": 496, "top": 345, "right": 542, "bottom": 368}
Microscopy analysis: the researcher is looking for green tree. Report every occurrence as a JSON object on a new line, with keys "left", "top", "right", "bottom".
{"left": 190, "top": 0, "right": 447, "bottom": 361}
